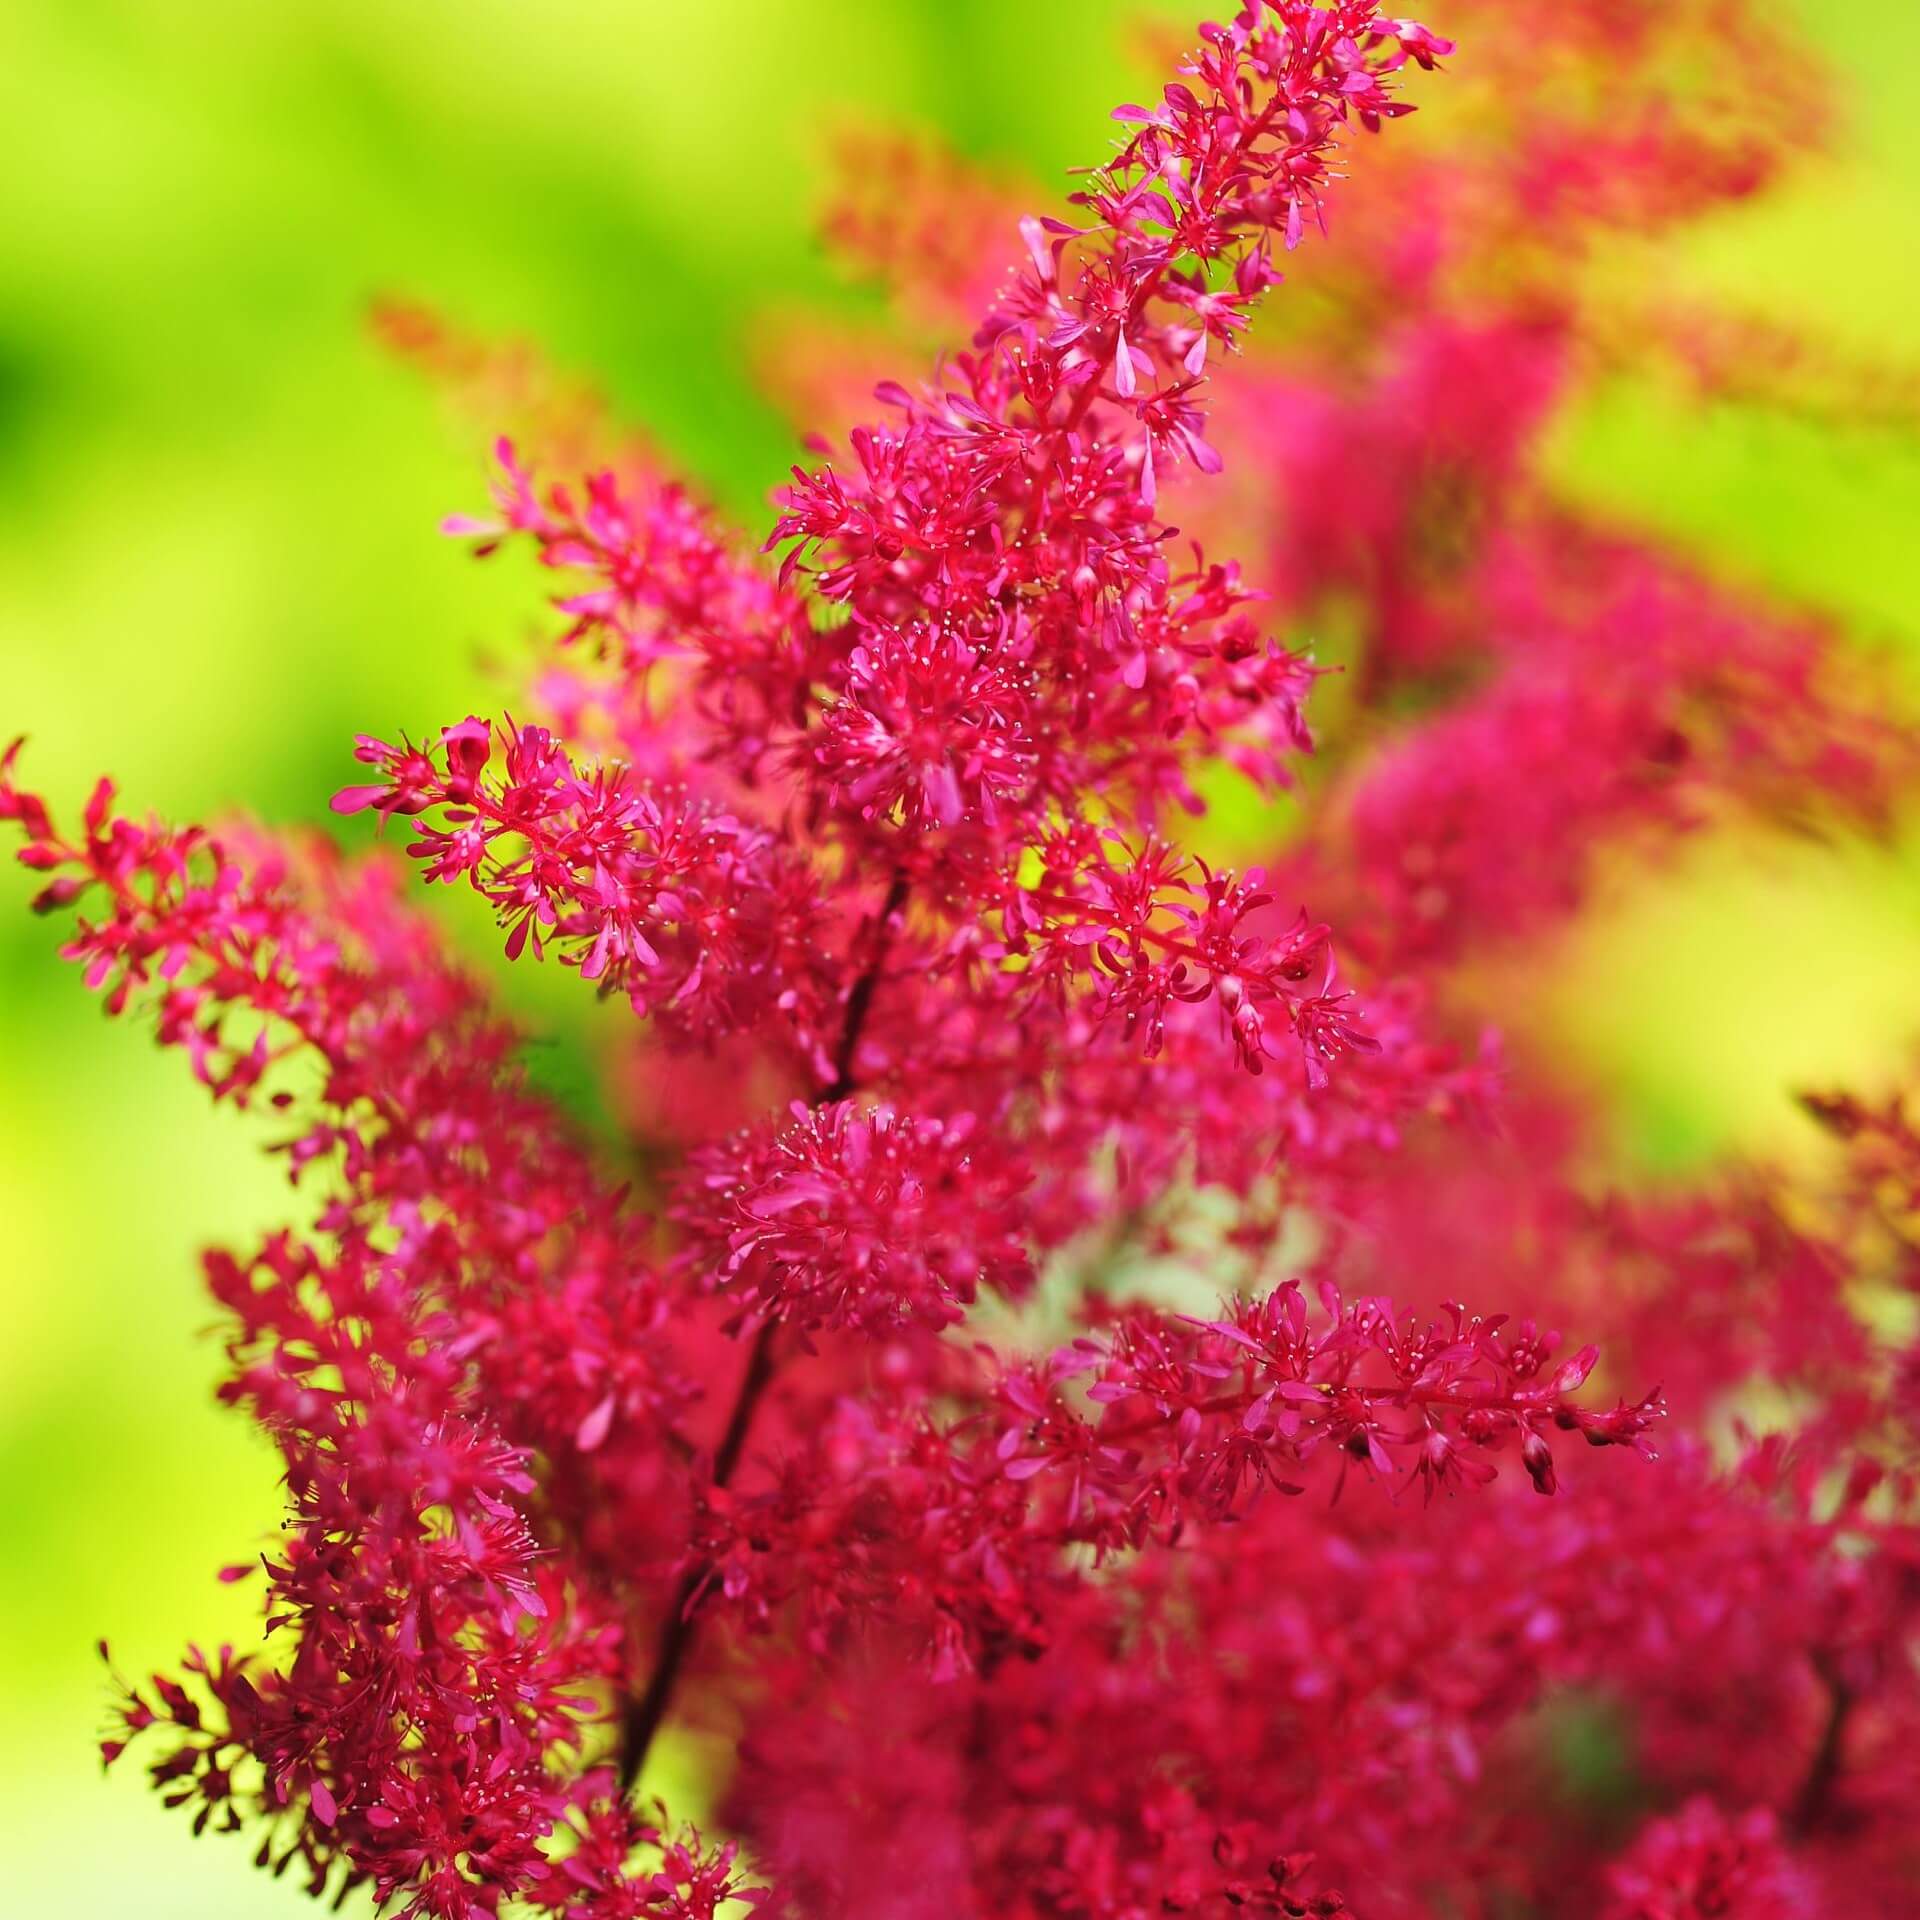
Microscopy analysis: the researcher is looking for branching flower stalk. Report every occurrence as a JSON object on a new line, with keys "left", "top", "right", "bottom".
{"left": 10, "top": 2, "right": 1920, "bottom": 1917}
{"left": 619, "top": 866, "right": 908, "bottom": 1790}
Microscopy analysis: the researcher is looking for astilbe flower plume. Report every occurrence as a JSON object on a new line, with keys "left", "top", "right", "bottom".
{"left": 9, "top": 2, "right": 1920, "bottom": 1916}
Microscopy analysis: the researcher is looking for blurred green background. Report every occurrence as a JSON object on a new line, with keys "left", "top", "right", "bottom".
{"left": 1, "top": 2, "right": 1917, "bottom": 1912}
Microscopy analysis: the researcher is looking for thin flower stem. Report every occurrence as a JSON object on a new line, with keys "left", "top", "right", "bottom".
{"left": 1790, "top": 1669, "right": 1853, "bottom": 1835}
{"left": 616, "top": 1319, "right": 778, "bottom": 1792}
{"left": 617, "top": 868, "right": 909, "bottom": 1793}
{"left": 822, "top": 869, "right": 910, "bottom": 1101}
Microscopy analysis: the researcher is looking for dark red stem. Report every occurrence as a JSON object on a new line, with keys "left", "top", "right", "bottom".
{"left": 617, "top": 868, "right": 908, "bottom": 1792}
{"left": 1790, "top": 1668, "right": 1853, "bottom": 1835}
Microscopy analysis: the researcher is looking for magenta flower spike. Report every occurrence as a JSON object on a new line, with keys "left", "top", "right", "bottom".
{"left": 11, "top": 1, "right": 1920, "bottom": 1914}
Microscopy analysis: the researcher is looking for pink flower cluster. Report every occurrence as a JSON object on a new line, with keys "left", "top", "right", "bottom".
{"left": 9, "top": 2, "right": 1920, "bottom": 1916}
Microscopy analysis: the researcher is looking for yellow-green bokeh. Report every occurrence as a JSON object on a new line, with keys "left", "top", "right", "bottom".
{"left": 2, "top": 2, "right": 1918, "bottom": 1912}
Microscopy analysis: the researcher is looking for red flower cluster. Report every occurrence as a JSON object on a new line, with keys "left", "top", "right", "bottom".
{"left": 1600, "top": 1801, "right": 1814, "bottom": 1920}
{"left": 8, "top": 2, "right": 1920, "bottom": 1916}
{"left": 678, "top": 1099, "right": 1036, "bottom": 1335}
